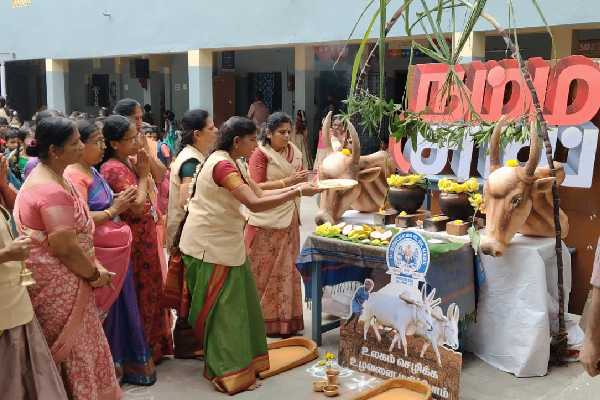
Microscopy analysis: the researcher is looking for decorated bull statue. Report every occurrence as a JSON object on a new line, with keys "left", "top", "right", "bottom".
{"left": 315, "top": 112, "right": 398, "bottom": 225}
{"left": 479, "top": 116, "right": 569, "bottom": 257}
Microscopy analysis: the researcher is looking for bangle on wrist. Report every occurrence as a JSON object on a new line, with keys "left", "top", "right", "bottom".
{"left": 86, "top": 267, "right": 101, "bottom": 284}
{"left": 103, "top": 209, "right": 113, "bottom": 219}
{"left": 298, "top": 186, "right": 303, "bottom": 197}
{"left": 280, "top": 179, "right": 286, "bottom": 188}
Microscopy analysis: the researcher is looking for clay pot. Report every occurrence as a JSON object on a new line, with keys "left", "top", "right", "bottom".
{"left": 388, "top": 187, "right": 425, "bottom": 214}
{"left": 438, "top": 192, "right": 473, "bottom": 221}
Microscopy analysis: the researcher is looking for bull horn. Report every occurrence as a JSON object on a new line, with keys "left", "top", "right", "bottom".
{"left": 348, "top": 120, "right": 361, "bottom": 164}
{"left": 322, "top": 111, "right": 334, "bottom": 156}
{"left": 525, "top": 119, "right": 539, "bottom": 177}
{"left": 489, "top": 116, "right": 506, "bottom": 173}
{"left": 447, "top": 303, "right": 455, "bottom": 320}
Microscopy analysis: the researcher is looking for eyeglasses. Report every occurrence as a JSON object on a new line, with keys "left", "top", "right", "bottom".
{"left": 120, "top": 133, "right": 141, "bottom": 143}
{"left": 88, "top": 139, "right": 106, "bottom": 148}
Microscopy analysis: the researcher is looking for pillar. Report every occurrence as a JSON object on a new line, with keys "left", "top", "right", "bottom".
{"left": 0, "top": 61, "right": 6, "bottom": 97}
{"left": 163, "top": 67, "right": 172, "bottom": 112}
{"left": 553, "top": 27, "right": 579, "bottom": 59}
{"left": 187, "top": 49, "right": 213, "bottom": 114}
{"left": 452, "top": 31, "right": 486, "bottom": 62}
{"left": 295, "top": 45, "right": 316, "bottom": 154}
{"left": 45, "top": 59, "right": 70, "bottom": 113}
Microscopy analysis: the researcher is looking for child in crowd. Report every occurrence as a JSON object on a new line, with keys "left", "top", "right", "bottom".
{"left": 4, "top": 131, "right": 18, "bottom": 157}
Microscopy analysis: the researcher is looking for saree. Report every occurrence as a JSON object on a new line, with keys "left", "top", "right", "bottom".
{"left": 100, "top": 160, "right": 173, "bottom": 363}
{"left": 183, "top": 255, "right": 269, "bottom": 395}
{"left": 14, "top": 181, "right": 122, "bottom": 400}
{"left": 245, "top": 211, "right": 305, "bottom": 335}
{"left": 65, "top": 166, "right": 156, "bottom": 385}
{"left": 0, "top": 317, "right": 68, "bottom": 399}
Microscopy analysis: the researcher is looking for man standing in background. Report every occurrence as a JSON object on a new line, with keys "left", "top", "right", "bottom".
{"left": 247, "top": 91, "right": 270, "bottom": 129}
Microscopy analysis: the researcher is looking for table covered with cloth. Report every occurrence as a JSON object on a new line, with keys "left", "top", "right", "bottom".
{"left": 296, "top": 230, "right": 478, "bottom": 346}
{"left": 465, "top": 233, "right": 584, "bottom": 377}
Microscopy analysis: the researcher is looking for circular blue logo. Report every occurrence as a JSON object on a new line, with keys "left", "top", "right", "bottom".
{"left": 386, "top": 231, "right": 430, "bottom": 280}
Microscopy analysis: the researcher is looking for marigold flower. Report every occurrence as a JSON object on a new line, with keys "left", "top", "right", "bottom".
{"left": 506, "top": 159, "right": 519, "bottom": 168}
{"left": 341, "top": 149, "right": 351, "bottom": 156}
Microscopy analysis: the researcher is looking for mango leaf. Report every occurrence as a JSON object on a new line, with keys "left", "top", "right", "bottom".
{"left": 468, "top": 226, "right": 481, "bottom": 255}
{"left": 411, "top": 131, "right": 418, "bottom": 151}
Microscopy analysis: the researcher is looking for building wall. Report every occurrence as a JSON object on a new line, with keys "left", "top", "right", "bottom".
{"left": 1, "top": 0, "right": 599, "bottom": 61}
{"left": 170, "top": 53, "right": 189, "bottom": 121}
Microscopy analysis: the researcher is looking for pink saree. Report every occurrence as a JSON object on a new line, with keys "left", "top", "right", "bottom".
{"left": 14, "top": 181, "right": 122, "bottom": 400}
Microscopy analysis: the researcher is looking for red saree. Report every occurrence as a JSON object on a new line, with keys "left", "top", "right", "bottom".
{"left": 100, "top": 160, "right": 173, "bottom": 362}
{"left": 15, "top": 181, "right": 122, "bottom": 400}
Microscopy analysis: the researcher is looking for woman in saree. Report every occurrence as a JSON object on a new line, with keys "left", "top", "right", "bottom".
{"left": 14, "top": 117, "right": 121, "bottom": 399}
{"left": 173, "top": 116, "right": 322, "bottom": 394}
{"left": 164, "top": 109, "right": 217, "bottom": 359}
{"left": 113, "top": 98, "right": 168, "bottom": 280}
{"left": 290, "top": 109, "right": 312, "bottom": 170}
{"left": 99, "top": 115, "right": 173, "bottom": 363}
{"left": 64, "top": 118, "right": 156, "bottom": 385}
{"left": 0, "top": 153, "right": 68, "bottom": 399}
{"left": 245, "top": 112, "right": 309, "bottom": 336}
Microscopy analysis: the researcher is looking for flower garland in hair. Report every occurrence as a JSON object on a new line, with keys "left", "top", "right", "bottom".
{"left": 184, "top": 162, "right": 204, "bottom": 212}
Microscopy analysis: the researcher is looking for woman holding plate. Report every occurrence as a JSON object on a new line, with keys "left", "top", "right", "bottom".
{"left": 245, "top": 112, "right": 308, "bottom": 336}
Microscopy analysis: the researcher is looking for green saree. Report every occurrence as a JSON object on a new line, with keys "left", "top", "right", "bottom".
{"left": 183, "top": 255, "right": 269, "bottom": 394}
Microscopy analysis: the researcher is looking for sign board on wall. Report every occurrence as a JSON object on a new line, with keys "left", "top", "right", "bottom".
{"left": 11, "top": 0, "right": 31, "bottom": 7}
{"left": 338, "top": 231, "right": 461, "bottom": 400}
{"left": 222, "top": 51, "right": 235, "bottom": 71}
{"left": 174, "top": 84, "right": 181, "bottom": 91}
{"left": 579, "top": 40, "right": 600, "bottom": 58}
{"left": 93, "top": 58, "right": 101, "bottom": 69}
{"left": 389, "top": 55, "right": 600, "bottom": 188}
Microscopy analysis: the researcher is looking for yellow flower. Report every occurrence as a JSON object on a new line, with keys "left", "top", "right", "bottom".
{"left": 432, "top": 216, "right": 440, "bottom": 221}
{"left": 465, "top": 178, "right": 479, "bottom": 193}
{"left": 400, "top": 211, "right": 407, "bottom": 216}
{"left": 454, "top": 220, "right": 464, "bottom": 224}
{"left": 450, "top": 183, "right": 459, "bottom": 192}
{"left": 324, "top": 352, "right": 335, "bottom": 359}
{"left": 341, "top": 149, "right": 351, "bottom": 156}
{"left": 506, "top": 159, "right": 519, "bottom": 168}
{"left": 379, "top": 209, "right": 386, "bottom": 214}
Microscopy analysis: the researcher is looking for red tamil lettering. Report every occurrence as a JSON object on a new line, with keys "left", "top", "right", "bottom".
{"left": 544, "top": 55, "right": 600, "bottom": 126}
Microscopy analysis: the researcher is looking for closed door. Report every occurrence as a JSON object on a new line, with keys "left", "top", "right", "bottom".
{"left": 212, "top": 75, "right": 235, "bottom": 127}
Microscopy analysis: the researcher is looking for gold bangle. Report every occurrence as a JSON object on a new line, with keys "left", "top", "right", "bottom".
{"left": 103, "top": 209, "right": 113, "bottom": 218}
{"left": 298, "top": 186, "right": 303, "bottom": 197}
{"left": 280, "top": 179, "right": 286, "bottom": 188}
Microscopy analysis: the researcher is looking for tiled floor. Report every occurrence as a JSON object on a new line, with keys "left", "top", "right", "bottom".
{"left": 123, "top": 195, "right": 599, "bottom": 399}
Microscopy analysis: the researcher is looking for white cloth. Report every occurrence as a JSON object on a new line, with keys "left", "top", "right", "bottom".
{"left": 465, "top": 233, "right": 583, "bottom": 377}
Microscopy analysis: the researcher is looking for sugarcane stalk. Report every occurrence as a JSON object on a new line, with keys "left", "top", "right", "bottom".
{"left": 459, "top": 0, "right": 568, "bottom": 364}
{"left": 355, "top": 4, "right": 407, "bottom": 92}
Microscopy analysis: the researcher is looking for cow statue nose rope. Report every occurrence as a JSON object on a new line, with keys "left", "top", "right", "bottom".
{"left": 315, "top": 111, "right": 398, "bottom": 225}
{"left": 479, "top": 116, "right": 569, "bottom": 257}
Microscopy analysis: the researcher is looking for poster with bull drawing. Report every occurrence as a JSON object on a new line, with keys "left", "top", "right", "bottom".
{"left": 338, "top": 231, "right": 462, "bottom": 400}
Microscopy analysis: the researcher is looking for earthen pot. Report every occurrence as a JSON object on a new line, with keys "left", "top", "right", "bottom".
{"left": 388, "top": 187, "right": 425, "bottom": 214}
{"left": 438, "top": 192, "right": 473, "bottom": 221}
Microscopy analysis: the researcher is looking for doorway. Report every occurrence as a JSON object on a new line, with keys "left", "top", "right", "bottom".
{"left": 247, "top": 72, "right": 283, "bottom": 113}
{"left": 212, "top": 75, "right": 236, "bottom": 128}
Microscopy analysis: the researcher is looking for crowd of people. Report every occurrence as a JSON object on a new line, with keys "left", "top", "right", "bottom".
{"left": 0, "top": 96, "right": 323, "bottom": 399}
